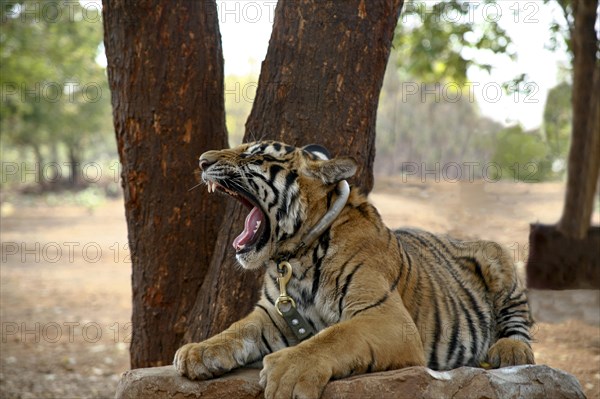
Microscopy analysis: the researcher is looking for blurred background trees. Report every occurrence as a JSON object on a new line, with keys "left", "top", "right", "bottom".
{"left": 373, "top": 0, "right": 576, "bottom": 181}
{"left": 0, "top": 0, "right": 581, "bottom": 196}
{"left": 1, "top": 0, "right": 113, "bottom": 192}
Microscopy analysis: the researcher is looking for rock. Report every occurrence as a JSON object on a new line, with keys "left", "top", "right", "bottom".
{"left": 115, "top": 365, "right": 585, "bottom": 399}
{"left": 323, "top": 366, "right": 585, "bottom": 399}
{"left": 115, "top": 367, "right": 263, "bottom": 399}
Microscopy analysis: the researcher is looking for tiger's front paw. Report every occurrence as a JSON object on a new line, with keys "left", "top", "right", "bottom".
{"left": 259, "top": 347, "right": 332, "bottom": 399}
{"left": 487, "top": 337, "right": 535, "bottom": 368}
{"left": 173, "top": 341, "right": 238, "bottom": 380}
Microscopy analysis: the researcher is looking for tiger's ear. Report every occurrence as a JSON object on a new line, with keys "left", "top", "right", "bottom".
{"left": 302, "top": 144, "right": 331, "bottom": 161}
{"left": 310, "top": 157, "right": 357, "bottom": 184}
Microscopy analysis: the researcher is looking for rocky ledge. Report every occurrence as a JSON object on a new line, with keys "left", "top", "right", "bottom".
{"left": 115, "top": 364, "right": 584, "bottom": 399}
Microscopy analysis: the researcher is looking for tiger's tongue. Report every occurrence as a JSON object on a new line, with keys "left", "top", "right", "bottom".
{"left": 233, "top": 206, "right": 263, "bottom": 251}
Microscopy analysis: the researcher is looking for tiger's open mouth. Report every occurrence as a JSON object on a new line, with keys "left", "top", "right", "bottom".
{"left": 206, "top": 180, "right": 268, "bottom": 253}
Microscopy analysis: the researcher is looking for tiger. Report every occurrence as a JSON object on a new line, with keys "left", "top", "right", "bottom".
{"left": 174, "top": 140, "right": 535, "bottom": 399}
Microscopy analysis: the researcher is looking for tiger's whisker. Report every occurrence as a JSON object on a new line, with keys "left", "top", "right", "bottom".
{"left": 188, "top": 182, "right": 204, "bottom": 192}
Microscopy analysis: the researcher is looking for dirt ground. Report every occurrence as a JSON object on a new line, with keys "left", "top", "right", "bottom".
{"left": 1, "top": 177, "right": 599, "bottom": 399}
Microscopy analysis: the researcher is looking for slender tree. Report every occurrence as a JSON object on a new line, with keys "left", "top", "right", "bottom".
{"left": 103, "top": 0, "right": 404, "bottom": 367}
{"left": 556, "top": 0, "right": 600, "bottom": 239}
{"left": 527, "top": 0, "right": 600, "bottom": 289}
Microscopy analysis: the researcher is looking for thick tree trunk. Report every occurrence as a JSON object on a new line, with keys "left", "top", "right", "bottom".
{"left": 186, "top": 0, "right": 405, "bottom": 342}
{"left": 557, "top": 0, "right": 600, "bottom": 239}
{"left": 102, "top": 0, "right": 228, "bottom": 368}
{"left": 246, "top": 0, "right": 403, "bottom": 193}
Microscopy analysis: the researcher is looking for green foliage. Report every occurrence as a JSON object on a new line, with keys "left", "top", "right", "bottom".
{"left": 490, "top": 126, "right": 552, "bottom": 182}
{"left": 394, "top": 0, "right": 514, "bottom": 85}
{"left": 1, "top": 0, "right": 113, "bottom": 189}
{"left": 544, "top": 0, "right": 573, "bottom": 57}
{"left": 381, "top": 1, "right": 574, "bottom": 182}
{"left": 375, "top": 53, "right": 503, "bottom": 175}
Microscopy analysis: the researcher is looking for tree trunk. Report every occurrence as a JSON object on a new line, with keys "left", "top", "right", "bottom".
{"left": 67, "top": 145, "right": 80, "bottom": 188}
{"left": 186, "top": 0, "right": 405, "bottom": 342}
{"left": 557, "top": 0, "right": 600, "bottom": 239}
{"left": 102, "top": 0, "right": 228, "bottom": 368}
{"left": 527, "top": 0, "right": 600, "bottom": 289}
{"left": 32, "top": 143, "right": 45, "bottom": 190}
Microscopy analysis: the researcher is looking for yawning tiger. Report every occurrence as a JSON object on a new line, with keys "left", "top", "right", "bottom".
{"left": 174, "top": 141, "right": 534, "bottom": 399}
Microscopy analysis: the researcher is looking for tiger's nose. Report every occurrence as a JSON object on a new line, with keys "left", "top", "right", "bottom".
{"left": 199, "top": 150, "right": 220, "bottom": 170}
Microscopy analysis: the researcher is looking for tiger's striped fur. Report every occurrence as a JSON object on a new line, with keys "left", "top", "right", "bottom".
{"left": 174, "top": 141, "right": 534, "bottom": 399}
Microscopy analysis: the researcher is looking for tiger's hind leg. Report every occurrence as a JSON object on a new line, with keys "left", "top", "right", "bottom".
{"left": 474, "top": 242, "right": 535, "bottom": 368}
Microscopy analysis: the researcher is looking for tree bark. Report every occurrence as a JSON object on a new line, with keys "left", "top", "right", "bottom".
{"left": 527, "top": 0, "right": 599, "bottom": 289}
{"left": 557, "top": 0, "right": 600, "bottom": 239}
{"left": 186, "top": 0, "right": 405, "bottom": 342}
{"left": 102, "top": 0, "right": 228, "bottom": 368}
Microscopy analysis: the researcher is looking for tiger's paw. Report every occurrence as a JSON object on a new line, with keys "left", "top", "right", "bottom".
{"left": 487, "top": 337, "right": 535, "bottom": 368}
{"left": 173, "top": 341, "right": 238, "bottom": 380}
{"left": 260, "top": 347, "right": 332, "bottom": 399}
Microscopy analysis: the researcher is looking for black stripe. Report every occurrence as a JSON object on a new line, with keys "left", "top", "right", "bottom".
{"left": 503, "top": 280, "right": 518, "bottom": 302}
{"left": 445, "top": 295, "right": 461, "bottom": 367}
{"left": 411, "top": 268, "right": 423, "bottom": 327}
{"left": 274, "top": 225, "right": 280, "bottom": 240}
{"left": 352, "top": 292, "right": 390, "bottom": 317}
{"left": 422, "top": 261, "right": 447, "bottom": 370}
{"left": 338, "top": 263, "right": 362, "bottom": 316}
{"left": 413, "top": 233, "right": 491, "bottom": 349}
{"left": 267, "top": 192, "right": 281, "bottom": 213}
{"left": 499, "top": 320, "right": 530, "bottom": 333}
{"left": 256, "top": 304, "right": 289, "bottom": 348}
{"left": 269, "top": 164, "right": 284, "bottom": 182}
{"left": 247, "top": 178, "right": 261, "bottom": 195}
{"left": 499, "top": 328, "right": 531, "bottom": 340}
{"left": 462, "top": 302, "right": 478, "bottom": 366}
{"left": 355, "top": 203, "right": 381, "bottom": 232}
{"left": 396, "top": 239, "right": 413, "bottom": 294}
{"left": 404, "top": 231, "right": 484, "bottom": 368}
{"left": 284, "top": 145, "right": 295, "bottom": 154}
{"left": 498, "top": 307, "right": 529, "bottom": 321}
{"left": 277, "top": 190, "right": 302, "bottom": 241}
{"left": 263, "top": 286, "right": 275, "bottom": 305}
{"left": 311, "top": 230, "right": 330, "bottom": 296}
{"left": 458, "top": 256, "right": 490, "bottom": 292}
{"left": 261, "top": 333, "right": 273, "bottom": 354}
{"left": 472, "top": 259, "right": 489, "bottom": 292}
{"left": 283, "top": 171, "right": 298, "bottom": 191}
{"left": 367, "top": 344, "right": 376, "bottom": 373}
{"left": 500, "top": 298, "right": 529, "bottom": 311}
{"left": 335, "top": 218, "right": 351, "bottom": 229}
{"left": 455, "top": 342, "right": 466, "bottom": 369}
{"left": 429, "top": 299, "right": 442, "bottom": 370}
{"left": 312, "top": 242, "right": 321, "bottom": 290}
{"left": 333, "top": 249, "right": 363, "bottom": 294}
{"left": 326, "top": 189, "right": 334, "bottom": 208}
{"left": 393, "top": 248, "right": 411, "bottom": 292}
